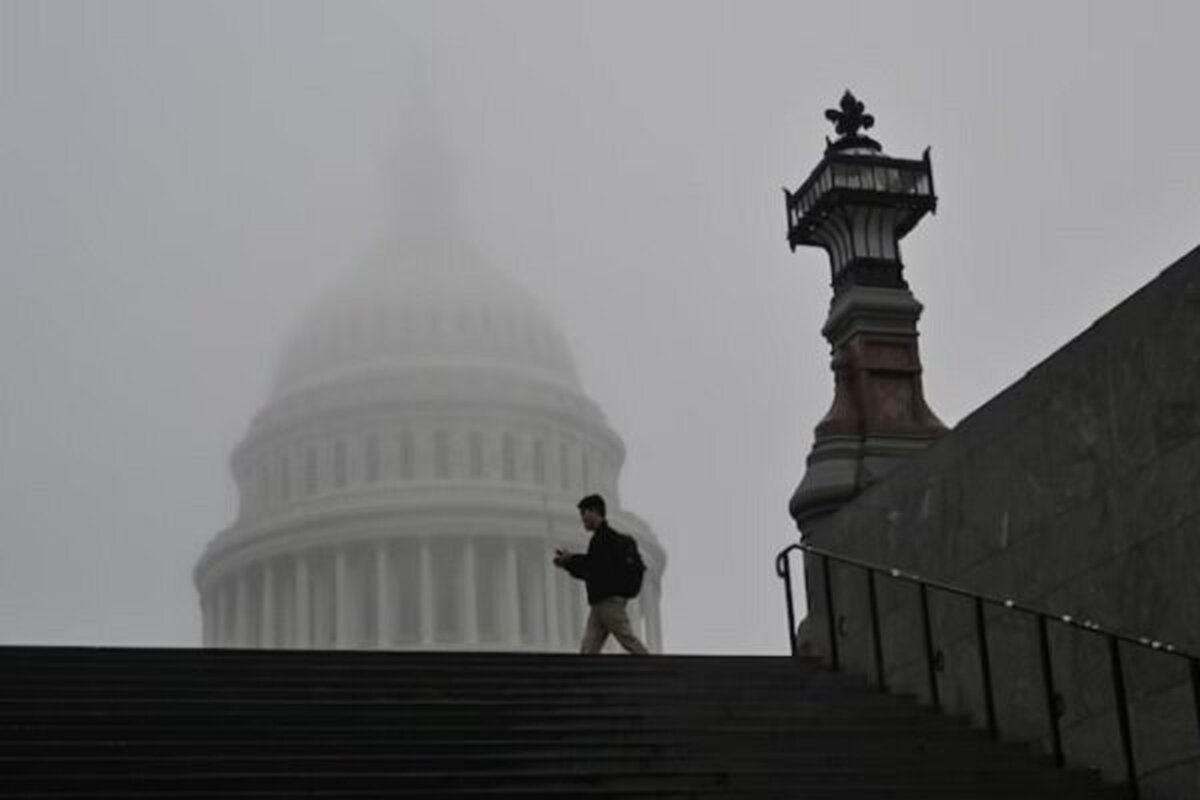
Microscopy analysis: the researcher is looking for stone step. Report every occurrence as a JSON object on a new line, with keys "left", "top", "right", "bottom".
{"left": 0, "top": 752, "right": 1071, "bottom": 776}
{"left": 0, "top": 768, "right": 729, "bottom": 791}
{"left": 0, "top": 648, "right": 808, "bottom": 664}
{"left": 0, "top": 722, "right": 1010, "bottom": 746}
{"left": 0, "top": 652, "right": 811, "bottom": 671}
{"left": 0, "top": 789, "right": 1129, "bottom": 800}
{"left": 0, "top": 746, "right": 1059, "bottom": 769}
{"left": 0, "top": 766, "right": 1114, "bottom": 791}
{"left": 0, "top": 670, "right": 885, "bottom": 690}
{"left": 0, "top": 688, "right": 904, "bottom": 708}
{"left": 0, "top": 776, "right": 1123, "bottom": 800}
{"left": 0, "top": 697, "right": 943, "bottom": 719}
{"left": 0, "top": 672, "right": 848, "bottom": 688}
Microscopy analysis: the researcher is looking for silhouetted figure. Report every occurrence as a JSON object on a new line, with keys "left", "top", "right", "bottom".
{"left": 553, "top": 494, "right": 649, "bottom": 655}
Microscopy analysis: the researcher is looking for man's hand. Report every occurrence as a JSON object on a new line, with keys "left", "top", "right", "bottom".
{"left": 552, "top": 548, "right": 569, "bottom": 567}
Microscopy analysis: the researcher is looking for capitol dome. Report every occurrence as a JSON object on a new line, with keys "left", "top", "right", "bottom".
{"left": 194, "top": 234, "right": 666, "bottom": 651}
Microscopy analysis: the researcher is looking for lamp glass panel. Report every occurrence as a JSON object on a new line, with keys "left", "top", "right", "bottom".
{"left": 832, "top": 163, "right": 847, "bottom": 187}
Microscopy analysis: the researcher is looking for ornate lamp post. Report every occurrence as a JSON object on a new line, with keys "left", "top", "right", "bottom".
{"left": 785, "top": 91, "right": 946, "bottom": 530}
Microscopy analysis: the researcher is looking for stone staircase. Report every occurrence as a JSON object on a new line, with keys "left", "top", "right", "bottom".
{"left": 0, "top": 647, "right": 1123, "bottom": 798}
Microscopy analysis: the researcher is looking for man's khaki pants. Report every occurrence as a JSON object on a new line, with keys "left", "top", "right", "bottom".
{"left": 580, "top": 597, "right": 649, "bottom": 655}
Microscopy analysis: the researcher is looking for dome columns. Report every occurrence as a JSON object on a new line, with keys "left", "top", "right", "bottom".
{"left": 375, "top": 542, "right": 395, "bottom": 648}
{"left": 198, "top": 533, "right": 661, "bottom": 652}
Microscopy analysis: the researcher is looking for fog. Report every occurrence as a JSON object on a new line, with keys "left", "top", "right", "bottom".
{"left": 2, "top": 1, "right": 1198, "bottom": 653}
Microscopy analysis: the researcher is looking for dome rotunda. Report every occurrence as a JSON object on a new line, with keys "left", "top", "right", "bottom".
{"left": 194, "top": 236, "right": 665, "bottom": 652}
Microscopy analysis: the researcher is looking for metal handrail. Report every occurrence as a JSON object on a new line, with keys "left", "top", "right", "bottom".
{"left": 776, "top": 540, "right": 1200, "bottom": 800}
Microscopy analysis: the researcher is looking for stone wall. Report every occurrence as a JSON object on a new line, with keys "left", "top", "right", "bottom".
{"left": 799, "top": 245, "right": 1200, "bottom": 798}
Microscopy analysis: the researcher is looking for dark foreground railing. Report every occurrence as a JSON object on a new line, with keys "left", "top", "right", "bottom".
{"left": 776, "top": 540, "right": 1200, "bottom": 800}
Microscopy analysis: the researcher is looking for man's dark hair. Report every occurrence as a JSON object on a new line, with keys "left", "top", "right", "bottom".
{"left": 577, "top": 494, "right": 606, "bottom": 517}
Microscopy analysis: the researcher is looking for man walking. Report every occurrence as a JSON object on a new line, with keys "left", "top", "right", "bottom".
{"left": 553, "top": 494, "right": 650, "bottom": 655}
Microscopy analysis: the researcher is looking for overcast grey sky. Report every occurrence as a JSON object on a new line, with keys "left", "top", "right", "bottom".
{"left": 2, "top": 1, "right": 1198, "bottom": 653}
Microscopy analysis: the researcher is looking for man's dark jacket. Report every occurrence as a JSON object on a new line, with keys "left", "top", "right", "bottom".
{"left": 562, "top": 522, "right": 634, "bottom": 605}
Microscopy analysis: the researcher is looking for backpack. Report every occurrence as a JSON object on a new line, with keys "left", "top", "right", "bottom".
{"left": 614, "top": 534, "right": 646, "bottom": 598}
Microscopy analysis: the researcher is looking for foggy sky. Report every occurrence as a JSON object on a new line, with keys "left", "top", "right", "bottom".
{"left": 2, "top": 1, "right": 1198, "bottom": 653}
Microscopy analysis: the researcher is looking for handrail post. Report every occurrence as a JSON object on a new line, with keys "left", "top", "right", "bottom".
{"left": 1036, "top": 615, "right": 1065, "bottom": 767}
{"left": 781, "top": 552, "right": 798, "bottom": 656}
{"left": 974, "top": 597, "right": 998, "bottom": 738}
{"left": 1108, "top": 636, "right": 1138, "bottom": 798}
{"left": 1190, "top": 659, "right": 1200, "bottom": 756}
{"left": 821, "top": 555, "right": 839, "bottom": 671}
{"left": 919, "top": 583, "right": 939, "bottom": 710}
{"left": 867, "top": 568, "right": 886, "bottom": 690}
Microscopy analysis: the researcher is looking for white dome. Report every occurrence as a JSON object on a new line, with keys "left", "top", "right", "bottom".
{"left": 195, "top": 236, "right": 666, "bottom": 654}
